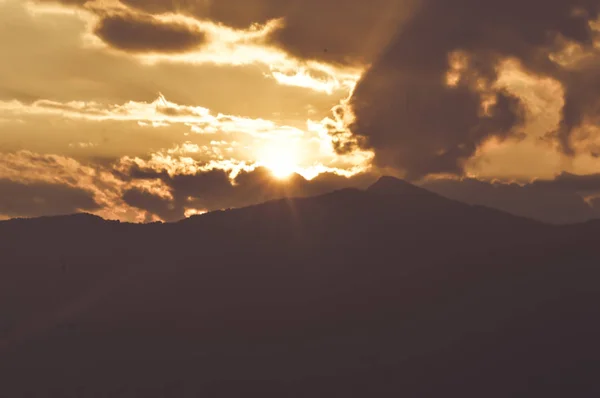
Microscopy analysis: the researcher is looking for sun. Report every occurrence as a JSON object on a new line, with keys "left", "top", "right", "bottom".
{"left": 263, "top": 150, "right": 298, "bottom": 179}
{"left": 258, "top": 141, "right": 300, "bottom": 179}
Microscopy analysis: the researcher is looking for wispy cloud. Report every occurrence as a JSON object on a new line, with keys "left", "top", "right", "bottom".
{"left": 27, "top": 0, "right": 362, "bottom": 95}
{"left": 0, "top": 94, "right": 304, "bottom": 138}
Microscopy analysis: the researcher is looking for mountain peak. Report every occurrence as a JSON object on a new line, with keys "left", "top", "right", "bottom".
{"left": 367, "top": 176, "right": 427, "bottom": 195}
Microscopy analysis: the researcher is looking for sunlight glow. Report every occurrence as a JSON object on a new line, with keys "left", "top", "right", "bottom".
{"left": 258, "top": 141, "right": 300, "bottom": 179}
{"left": 184, "top": 208, "right": 207, "bottom": 218}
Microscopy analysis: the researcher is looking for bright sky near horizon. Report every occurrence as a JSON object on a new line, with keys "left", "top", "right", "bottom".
{"left": 2, "top": 0, "right": 600, "bottom": 222}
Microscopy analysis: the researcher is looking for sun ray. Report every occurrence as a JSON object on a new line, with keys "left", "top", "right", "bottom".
{"left": 257, "top": 140, "right": 300, "bottom": 179}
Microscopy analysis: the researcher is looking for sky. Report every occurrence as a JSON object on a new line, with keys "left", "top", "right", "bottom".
{"left": 2, "top": 0, "right": 600, "bottom": 222}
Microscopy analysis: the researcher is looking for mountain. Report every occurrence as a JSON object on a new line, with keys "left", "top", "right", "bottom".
{"left": 422, "top": 177, "right": 600, "bottom": 224}
{"left": 0, "top": 177, "right": 599, "bottom": 397}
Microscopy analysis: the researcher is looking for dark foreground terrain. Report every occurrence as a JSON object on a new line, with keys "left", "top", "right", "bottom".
{"left": 0, "top": 177, "right": 599, "bottom": 397}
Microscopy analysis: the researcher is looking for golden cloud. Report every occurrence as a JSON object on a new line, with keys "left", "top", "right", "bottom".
{"left": 0, "top": 94, "right": 300, "bottom": 138}
{"left": 0, "top": 94, "right": 374, "bottom": 179}
{"left": 27, "top": 0, "right": 362, "bottom": 95}
{"left": 0, "top": 151, "right": 142, "bottom": 221}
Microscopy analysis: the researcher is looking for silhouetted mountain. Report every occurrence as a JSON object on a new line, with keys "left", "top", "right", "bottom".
{"left": 368, "top": 175, "right": 432, "bottom": 195}
{"left": 422, "top": 177, "right": 600, "bottom": 224}
{"left": 0, "top": 177, "right": 599, "bottom": 397}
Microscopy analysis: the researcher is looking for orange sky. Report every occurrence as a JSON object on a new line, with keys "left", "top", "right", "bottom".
{"left": 1, "top": 0, "right": 600, "bottom": 221}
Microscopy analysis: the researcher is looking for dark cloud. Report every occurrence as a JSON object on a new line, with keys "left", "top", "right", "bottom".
{"left": 351, "top": 74, "right": 525, "bottom": 178}
{"left": 0, "top": 179, "right": 100, "bottom": 218}
{"left": 119, "top": 165, "right": 376, "bottom": 221}
{"left": 36, "top": 1, "right": 208, "bottom": 54}
{"left": 43, "top": 0, "right": 412, "bottom": 65}
{"left": 122, "top": 188, "right": 178, "bottom": 223}
{"left": 422, "top": 173, "right": 600, "bottom": 224}
{"left": 30, "top": 0, "right": 600, "bottom": 181}
{"left": 537, "top": 171, "right": 600, "bottom": 192}
{"left": 87, "top": 0, "right": 600, "bottom": 179}
{"left": 557, "top": 61, "right": 600, "bottom": 153}
{"left": 94, "top": 12, "right": 207, "bottom": 53}
{"left": 117, "top": 163, "right": 600, "bottom": 224}
{"left": 348, "top": 0, "right": 600, "bottom": 178}
{"left": 119, "top": 0, "right": 415, "bottom": 66}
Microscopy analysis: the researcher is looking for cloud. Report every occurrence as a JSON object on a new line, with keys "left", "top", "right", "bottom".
{"left": 1, "top": 149, "right": 599, "bottom": 225}
{"left": 0, "top": 95, "right": 375, "bottom": 180}
{"left": 31, "top": 0, "right": 600, "bottom": 180}
{"left": 108, "top": 151, "right": 600, "bottom": 224}
{"left": 30, "top": 0, "right": 361, "bottom": 95}
{"left": 0, "top": 139, "right": 374, "bottom": 223}
{"left": 1, "top": 0, "right": 353, "bottom": 130}
{"left": 116, "top": 0, "right": 417, "bottom": 67}
{"left": 117, "top": 160, "right": 377, "bottom": 221}
{"left": 32, "top": 0, "right": 415, "bottom": 70}
{"left": 422, "top": 172, "right": 600, "bottom": 224}
{"left": 8, "top": 0, "right": 600, "bottom": 224}
{"left": 122, "top": 187, "right": 179, "bottom": 223}
{"left": 537, "top": 171, "right": 600, "bottom": 193}
{"left": 0, "top": 94, "right": 301, "bottom": 138}
{"left": 345, "top": 0, "right": 600, "bottom": 179}
{"left": 0, "top": 179, "right": 100, "bottom": 218}
{"left": 0, "top": 151, "right": 143, "bottom": 221}
{"left": 93, "top": 11, "right": 208, "bottom": 53}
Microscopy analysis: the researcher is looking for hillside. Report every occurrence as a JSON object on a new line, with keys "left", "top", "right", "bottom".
{"left": 0, "top": 177, "right": 598, "bottom": 397}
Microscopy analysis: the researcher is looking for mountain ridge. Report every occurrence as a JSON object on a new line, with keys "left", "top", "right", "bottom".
{"left": 0, "top": 175, "right": 599, "bottom": 396}
{"left": 0, "top": 176, "right": 545, "bottom": 227}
